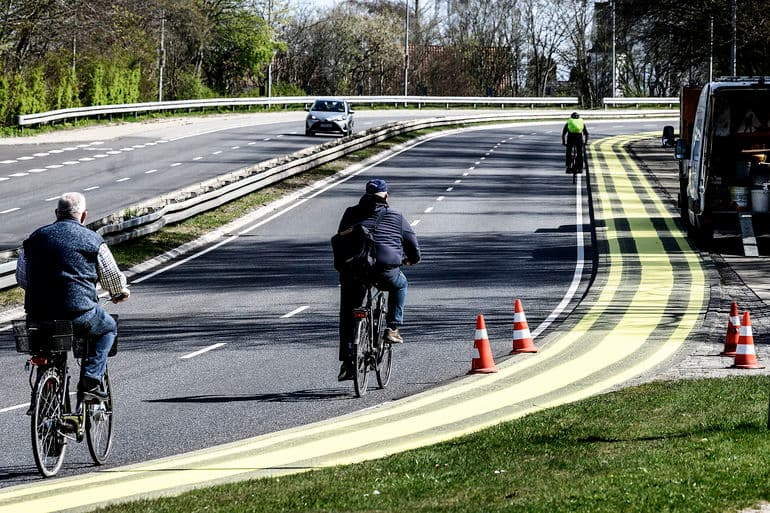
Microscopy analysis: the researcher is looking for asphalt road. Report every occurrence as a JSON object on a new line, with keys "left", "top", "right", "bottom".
{"left": 0, "top": 109, "right": 558, "bottom": 252}
{"left": 0, "top": 118, "right": 669, "bottom": 488}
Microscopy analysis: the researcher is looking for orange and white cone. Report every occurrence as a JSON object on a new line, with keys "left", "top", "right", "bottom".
{"left": 510, "top": 299, "right": 538, "bottom": 354}
{"left": 720, "top": 301, "right": 740, "bottom": 357}
{"left": 469, "top": 314, "right": 498, "bottom": 374}
{"left": 733, "top": 311, "right": 763, "bottom": 369}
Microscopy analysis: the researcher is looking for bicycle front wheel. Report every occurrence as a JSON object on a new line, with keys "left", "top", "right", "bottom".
{"left": 353, "top": 317, "right": 370, "bottom": 397}
{"left": 376, "top": 343, "right": 393, "bottom": 389}
{"left": 86, "top": 369, "right": 114, "bottom": 464}
{"left": 31, "top": 367, "right": 67, "bottom": 477}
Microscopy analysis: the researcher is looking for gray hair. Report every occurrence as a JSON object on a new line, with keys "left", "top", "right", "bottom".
{"left": 56, "top": 192, "right": 87, "bottom": 220}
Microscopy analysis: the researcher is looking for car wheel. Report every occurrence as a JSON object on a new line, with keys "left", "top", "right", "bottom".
{"left": 305, "top": 129, "right": 313, "bottom": 136}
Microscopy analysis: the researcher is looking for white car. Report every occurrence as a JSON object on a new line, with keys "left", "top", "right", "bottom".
{"left": 305, "top": 99, "right": 354, "bottom": 137}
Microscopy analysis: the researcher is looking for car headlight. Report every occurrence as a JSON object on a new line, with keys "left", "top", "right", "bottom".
{"left": 308, "top": 115, "right": 318, "bottom": 120}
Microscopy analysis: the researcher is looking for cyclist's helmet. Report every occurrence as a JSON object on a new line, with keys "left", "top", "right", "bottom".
{"left": 571, "top": 112, "right": 580, "bottom": 119}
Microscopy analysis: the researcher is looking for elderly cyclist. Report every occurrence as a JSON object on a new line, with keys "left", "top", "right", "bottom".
{"left": 16, "top": 192, "right": 130, "bottom": 398}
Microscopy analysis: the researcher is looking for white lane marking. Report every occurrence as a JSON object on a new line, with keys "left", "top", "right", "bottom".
{"left": 281, "top": 306, "right": 309, "bottom": 318}
{"left": 29, "top": 168, "right": 47, "bottom": 173}
{"left": 248, "top": 142, "right": 256, "bottom": 145}
{"left": 79, "top": 157, "right": 95, "bottom": 162}
{"left": 1, "top": 208, "right": 20, "bottom": 214}
{"left": 121, "top": 147, "right": 134, "bottom": 151}
{"left": 9, "top": 172, "right": 28, "bottom": 177}
{"left": 231, "top": 146, "right": 240, "bottom": 150}
{"left": 170, "top": 162, "right": 182, "bottom": 167}
{"left": 49, "top": 149, "right": 64, "bottom": 153}
{"left": 480, "top": 157, "right": 485, "bottom": 160}
{"left": 63, "top": 147, "right": 77, "bottom": 151}
{"left": 424, "top": 206, "right": 434, "bottom": 213}
{"left": 83, "top": 186, "right": 99, "bottom": 191}
{"left": 263, "top": 138, "right": 271, "bottom": 141}
{"left": 474, "top": 161, "right": 480, "bottom": 165}
{"left": 46, "top": 164, "right": 63, "bottom": 169}
{"left": 145, "top": 169, "right": 158, "bottom": 174}
{"left": 107, "top": 151, "right": 121, "bottom": 155}
{"left": 446, "top": 187, "right": 454, "bottom": 192}
{"left": 212, "top": 150, "right": 222, "bottom": 155}
{"left": 0, "top": 177, "right": 7, "bottom": 182}
{"left": 133, "top": 144, "right": 146, "bottom": 149}
{"left": 437, "top": 196, "right": 445, "bottom": 201}
{"left": 463, "top": 172, "right": 469, "bottom": 176}
{"left": 63, "top": 161, "right": 79, "bottom": 165}
{"left": 532, "top": 174, "right": 587, "bottom": 337}
{"left": 455, "top": 179, "right": 462, "bottom": 184}
{"left": 94, "top": 154, "right": 108, "bottom": 158}
{"left": 116, "top": 177, "right": 131, "bottom": 182}
{"left": 146, "top": 142, "right": 158, "bottom": 146}
{"left": 18, "top": 156, "right": 34, "bottom": 161}
{"left": 0, "top": 159, "right": 16, "bottom": 164}
{"left": 181, "top": 343, "right": 226, "bottom": 359}
{"left": 45, "top": 196, "right": 58, "bottom": 201}
{"left": 276, "top": 135, "right": 284, "bottom": 138}
{"left": 0, "top": 403, "right": 28, "bottom": 413}
{"left": 193, "top": 156, "right": 203, "bottom": 161}
{"left": 411, "top": 219, "right": 421, "bottom": 227}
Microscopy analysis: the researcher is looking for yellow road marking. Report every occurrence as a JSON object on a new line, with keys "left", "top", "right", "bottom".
{"left": 0, "top": 133, "right": 707, "bottom": 513}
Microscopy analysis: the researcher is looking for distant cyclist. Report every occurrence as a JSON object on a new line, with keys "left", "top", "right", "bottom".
{"left": 335, "top": 179, "right": 421, "bottom": 381}
{"left": 562, "top": 112, "right": 589, "bottom": 172}
{"left": 16, "top": 192, "right": 130, "bottom": 397}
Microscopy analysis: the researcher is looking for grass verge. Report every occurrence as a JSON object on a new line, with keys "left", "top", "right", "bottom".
{"left": 93, "top": 376, "right": 770, "bottom": 513}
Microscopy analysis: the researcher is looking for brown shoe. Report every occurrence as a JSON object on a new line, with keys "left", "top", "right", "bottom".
{"left": 384, "top": 328, "right": 403, "bottom": 344}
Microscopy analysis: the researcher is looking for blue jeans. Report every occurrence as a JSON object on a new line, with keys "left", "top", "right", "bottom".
{"left": 338, "top": 269, "right": 408, "bottom": 361}
{"left": 72, "top": 306, "right": 116, "bottom": 382}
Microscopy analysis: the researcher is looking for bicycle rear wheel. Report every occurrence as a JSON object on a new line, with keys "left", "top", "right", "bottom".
{"left": 86, "top": 369, "right": 114, "bottom": 464}
{"left": 31, "top": 367, "right": 67, "bottom": 477}
{"left": 353, "top": 317, "right": 370, "bottom": 397}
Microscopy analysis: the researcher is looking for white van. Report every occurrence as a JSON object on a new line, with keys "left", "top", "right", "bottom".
{"left": 676, "top": 77, "right": 770, "bottom": 242}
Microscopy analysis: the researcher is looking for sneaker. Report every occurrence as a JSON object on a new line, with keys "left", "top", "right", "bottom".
{"left": 384, "top": 328, "right": 403, "bottom": 344}
{"left": 337, "top": 361, "right": 355, "bottom": 381}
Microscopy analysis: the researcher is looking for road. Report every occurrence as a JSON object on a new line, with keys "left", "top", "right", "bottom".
{"left": 0, "top": 109, "right": 570, "bottom": 252}
{"left": 0, "top": 118, "right": 705, "bottom": 513}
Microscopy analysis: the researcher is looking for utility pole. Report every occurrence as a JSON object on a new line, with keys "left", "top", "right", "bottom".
{"left": 268, "top": 0, "right": 273, "bottom": 97}
{"left": 731, "top": 0, "right": 737, "bottom": 76}
{"left": 709, "top": 17, "right": 714, "bottom": 82}
{"left": 158, "top": 13, "right": 165, "bottom": 102}
{"left": 404, "top": 0, "right": 410, "bottom": 97}
{"left": 611, "top": 0, "right": 616, "bottom": 97}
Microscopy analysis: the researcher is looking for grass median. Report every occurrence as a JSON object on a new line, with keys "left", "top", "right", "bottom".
{"left": 94, "top": 376, "right": 770, "bottom": 513}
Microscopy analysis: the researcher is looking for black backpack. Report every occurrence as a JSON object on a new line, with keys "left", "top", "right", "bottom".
{"left": 331, "top": 208, "right": 387, "bottom": 281}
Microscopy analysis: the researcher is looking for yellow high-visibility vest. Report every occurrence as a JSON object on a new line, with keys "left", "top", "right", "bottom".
{"left": 567, "top": 118, "right": 585, "bottom": 133}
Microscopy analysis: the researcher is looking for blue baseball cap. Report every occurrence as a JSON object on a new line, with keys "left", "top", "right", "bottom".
{"left": 366, "top": 179, "right": 388, "bottom": 194}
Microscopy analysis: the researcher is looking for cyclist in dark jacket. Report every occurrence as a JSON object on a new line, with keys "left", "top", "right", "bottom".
{"left": 336, "top": 179, "right": 421, "bottom": 381}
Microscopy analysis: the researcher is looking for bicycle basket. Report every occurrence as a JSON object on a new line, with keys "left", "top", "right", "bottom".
{"left": 72, "top": 315, "right": 119, "bottom": 358}
{"left": 13, "top": 320, "right": 73, "bottom": 354}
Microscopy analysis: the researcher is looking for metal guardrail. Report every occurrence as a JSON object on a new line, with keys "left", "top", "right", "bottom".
{"left": 603, "top": 97, "right": 679, "bottom": 108}
{"left": 1, "top": 108, "right": 677, "bottom": 291}
{"left": 17, "top": 95, "right": 580, "bottom": 127}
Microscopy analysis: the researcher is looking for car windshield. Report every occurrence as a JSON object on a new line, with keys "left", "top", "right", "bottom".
{"left": 312, "top": 101, "right": 345, "bottom": 113}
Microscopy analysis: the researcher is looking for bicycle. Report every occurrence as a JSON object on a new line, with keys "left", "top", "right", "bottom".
{"left": 567, "top": 142, "right": 584, "bottom": 184}
{"left": 13, "top": 317, "right": 118, "bottom": 477}
{"left": 351, "top": 284, "right": 393, "bottom": 397}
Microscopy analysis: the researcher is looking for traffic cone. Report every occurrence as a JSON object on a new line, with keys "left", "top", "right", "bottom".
{"left": 732, "top": 311, "right": 763, "bottom": 369}
{"left": 469, "top": 314, "right": 498, "bottom": 374}
{"left": 720, "top": 301, "right": 740, "bottom": 357}
{"left": 510, "top": 299, "right": 539, "bottom": 354}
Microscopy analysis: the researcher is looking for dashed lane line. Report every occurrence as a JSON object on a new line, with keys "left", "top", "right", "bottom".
{"left": 180, "top": 343, "right": 227, "bottom": 360}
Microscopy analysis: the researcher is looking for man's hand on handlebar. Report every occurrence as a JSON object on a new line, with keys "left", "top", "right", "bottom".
{"left": 111, "top": 289, "right": 130, "bottom": 303}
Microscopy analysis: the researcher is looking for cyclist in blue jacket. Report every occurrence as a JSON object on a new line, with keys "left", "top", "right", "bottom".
{"left": 336, "top": 179, "right": 421, "bottom": 381}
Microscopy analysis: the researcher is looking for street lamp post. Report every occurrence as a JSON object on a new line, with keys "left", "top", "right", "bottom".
{"left": 404, "top": 0, "right": 409, "bottom": 97}
{"left": 611, "top": 0, "right": 616, "bottom": 97}
{"left": 731, "top": 0, "right": 737, "bottom": 76}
